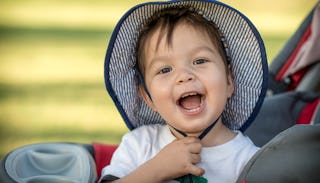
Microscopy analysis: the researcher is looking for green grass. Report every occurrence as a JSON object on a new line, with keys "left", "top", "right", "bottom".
{"left": 0, "top": 0, "right": 317, "bottom": 158}
{"left": 0, "top": 25, "right": 129, "bottom": 157}
{"left": 0, "top": 81, "right": 128, "bottom": 157}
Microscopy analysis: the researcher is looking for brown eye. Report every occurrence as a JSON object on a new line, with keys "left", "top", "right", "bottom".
{"left": 158, "top": 67, "right": 172, "bottom": 74}
{"left": 193, "top": 59, "right": 208, "bottom": 65}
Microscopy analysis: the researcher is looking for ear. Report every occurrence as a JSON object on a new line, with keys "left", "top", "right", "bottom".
{"left": 138, "top": 84, "right": 157, "bottom": 111}
{"left": 226, "top": 66, "right": 234, "bottom": 98}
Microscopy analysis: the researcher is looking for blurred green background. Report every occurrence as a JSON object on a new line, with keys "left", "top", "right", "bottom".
{"left": 0, "top": 0, "right": 317, "bottom": 158}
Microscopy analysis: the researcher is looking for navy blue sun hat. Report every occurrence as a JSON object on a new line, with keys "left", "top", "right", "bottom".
{"left": 104, "top": 0, "right": 268, "bottom": 132}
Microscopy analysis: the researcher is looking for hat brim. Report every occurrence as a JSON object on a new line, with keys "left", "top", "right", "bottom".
{"left": 104, "top": 0, "right": 268, "bottom": 131}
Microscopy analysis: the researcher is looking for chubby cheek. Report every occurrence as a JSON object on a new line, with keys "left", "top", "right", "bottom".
{"left": 147, "top": 79, "right": 174, "bottom": 111}
{"left": 205, "top": 73, "right": 232, "bottom": 100}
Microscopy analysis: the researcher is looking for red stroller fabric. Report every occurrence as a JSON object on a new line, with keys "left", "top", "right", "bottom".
{"left": 93, "top": 143, "right": 118, "bottom": 180}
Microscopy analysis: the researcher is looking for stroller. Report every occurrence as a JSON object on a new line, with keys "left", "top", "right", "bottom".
{"left": 244, "top": 0, "right": 320, "bottom": 147}
{"left": 1, "top": 2, "right": 319, "bottom": 183}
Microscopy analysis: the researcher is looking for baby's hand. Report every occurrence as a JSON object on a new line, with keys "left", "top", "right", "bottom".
{"left": 151, "top": 137, "right": 204, "bottom": 181}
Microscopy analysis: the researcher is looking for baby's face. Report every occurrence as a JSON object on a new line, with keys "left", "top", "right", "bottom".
{"left": 142, "top": 22, "right": 234, "bottom": 136}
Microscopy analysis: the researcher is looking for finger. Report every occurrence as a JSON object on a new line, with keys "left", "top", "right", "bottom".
{"left": 188, "top": 142, "right": 202, "bottom": 154}
{"left": 181, "top": 136, "right": 201, "bottom": 144}
{"left": 190, "top": 154, "right": 201, "bottom": 164}
{"left": 187, "top": 164, "right": 205, "bottom": 176}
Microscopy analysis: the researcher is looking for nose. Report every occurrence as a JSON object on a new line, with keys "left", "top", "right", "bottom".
{"left": 176, "top": 69, "right": 195, "bottom": 84}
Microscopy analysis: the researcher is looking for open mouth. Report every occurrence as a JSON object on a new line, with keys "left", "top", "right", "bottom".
{"left": 178, "top": 92, "right": 204, "bottom": 113}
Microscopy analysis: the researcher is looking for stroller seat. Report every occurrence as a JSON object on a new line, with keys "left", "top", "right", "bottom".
{"left": 0, "top": 143, "right": 97, "bottom": 183}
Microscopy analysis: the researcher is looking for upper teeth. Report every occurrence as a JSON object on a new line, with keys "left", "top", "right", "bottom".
{"left": 181, "top": 92, "right": 198, "bottom": 98}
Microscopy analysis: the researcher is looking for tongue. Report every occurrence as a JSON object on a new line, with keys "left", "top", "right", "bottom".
{"left": 180, "top": 95, "right": 201, "bottom": 110}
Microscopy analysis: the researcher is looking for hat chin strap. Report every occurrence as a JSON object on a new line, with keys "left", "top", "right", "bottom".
{"left": 170, "top": 114, "right": 221, "bottom": 140}
{"left": 172, "top": 115, "right": 221, "bottom": 183}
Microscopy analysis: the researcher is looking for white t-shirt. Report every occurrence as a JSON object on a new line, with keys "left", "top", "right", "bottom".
{"left": 101, "top": 124, "right": 259, "bottom": 183}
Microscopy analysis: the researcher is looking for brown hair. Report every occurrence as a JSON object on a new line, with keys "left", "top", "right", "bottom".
{"left": 136, "top": 6, "right": 230, "bottom": 78}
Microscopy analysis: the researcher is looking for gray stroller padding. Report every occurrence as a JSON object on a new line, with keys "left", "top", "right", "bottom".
{"left": 245, "top": 91, "right": 320, "bottom": 146}
{"left": 0, "top": 143, "right": 97, "bottom": 183}
{"left": 237, "top": 124, "right": 320, "bottom": 183}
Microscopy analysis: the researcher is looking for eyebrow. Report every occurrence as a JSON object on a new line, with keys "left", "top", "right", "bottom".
{"left": 191, "top": 46, "right": 218, "bottom": 56}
